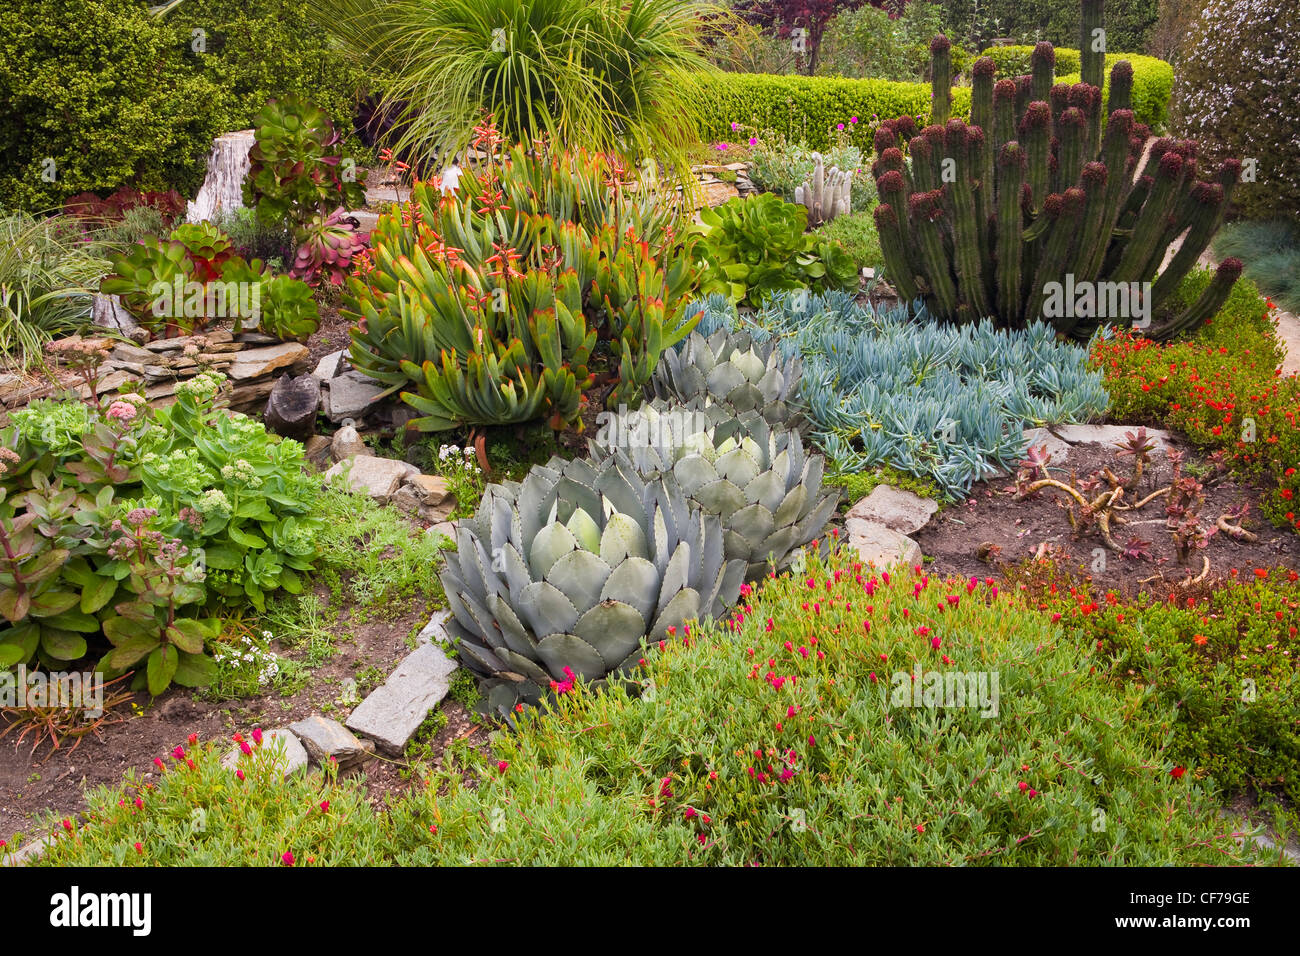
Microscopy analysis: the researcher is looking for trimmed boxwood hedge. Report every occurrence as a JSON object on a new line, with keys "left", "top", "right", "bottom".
{"left": 696, "top": 50, "right": 1172, "bottom": 150}
{"left": 980, "top": 46, "right": 1174, "bottom": 130}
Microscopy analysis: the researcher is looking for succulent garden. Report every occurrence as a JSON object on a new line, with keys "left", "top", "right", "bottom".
{"left": 0, "top": 0, "right": 1297, "bottom": 874}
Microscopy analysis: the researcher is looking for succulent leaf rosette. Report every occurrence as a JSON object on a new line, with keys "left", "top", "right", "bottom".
{"left": 440, "top": 453, "right": 745, "bottom": 715}
{"left": 649, "top": 328, "right": 805, "bottom": 433}
{"left": 591, "top": 401, "right": 838, "bottom": 580}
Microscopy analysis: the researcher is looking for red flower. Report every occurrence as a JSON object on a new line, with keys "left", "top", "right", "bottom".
{"left": 252, "top": 727, "right": 264, "bottom": 746}
{"left": 281, "top": 851, "right": 295, "bottom": 866}
{"left": 187, "top": 733, "right": 198, "bottom": 745}
{"left": 498, "top": 760, "right": 509, "bottom": 773}
{"left": 320, "top": 801, "right": 330, "bottom": 813}
{"left": 134, "top": 842, "right": 143, "bottom": 855}
{"left": 1171, "top": 766, "right": 1186, "bottom": 779}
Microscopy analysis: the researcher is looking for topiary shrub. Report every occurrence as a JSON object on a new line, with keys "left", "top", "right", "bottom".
{"left": 1170, "top": 0, "right": 1300, "bottom": 221}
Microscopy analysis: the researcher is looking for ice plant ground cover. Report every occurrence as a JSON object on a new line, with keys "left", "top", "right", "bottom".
{"left": 19, "top": 545, "right": 1286, "bottom": 866}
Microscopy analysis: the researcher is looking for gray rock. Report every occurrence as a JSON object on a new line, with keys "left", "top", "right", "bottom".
{"left": 845, "top": 518, "right": 922, "bottom": 569}
{"left": 263, "top": 373, "right": 320, "bottom": 440}
{"left": 1021, "top": 427, "right": 1073, "bottom": 463}
{"left": 416, "top": 609, "right": 452, "bottom": 646}
{"left": 389, "top": 485, "right": 422, "bottom": 515}
{"left": 323, "top": 454, "right": 418, "bottom": 502}
{"left": 220, "top": 728, "right": 309, "bottom": 778}
{"left": 0, "top": 372, "right": 21, "bottom": 392}
{"left": 846, "top": 485, "right": 938, "bottom": 535}
{"left": 1052, "top": 423, "right": 1175, "bottom": 453}
{"left": 1, "top": 835, "right": 51, "bottom": 867}
{"left": 345, "top": 644, "right": 459, "bottom": 755}
{"left": 312, "top": 350, "right": 346, "bottom": 382}
{"left": 323, "top": 370, "right": 386, "bottom": 422}
{"left": 330, "top": 424, "right": 367, "bottom": 461}
{"left": 288, "top": 715, "right": 374, "bottom": 769}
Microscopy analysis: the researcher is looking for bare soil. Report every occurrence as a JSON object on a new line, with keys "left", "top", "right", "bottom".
{"left": 0, "top": 590, "right": 490, "bottom": 847}
{"left": 914, "top": 434, "right": 1300, "bottom": 597}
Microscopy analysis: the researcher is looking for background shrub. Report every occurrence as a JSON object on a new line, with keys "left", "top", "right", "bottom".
{"left": 937, "top": 0, "right": 1159, "bottom": 53}
{"left": 0, "top": 0, "right": 369, "bottom": 212}
{"left": 977, "top": 47, "right": 1174, "bottom": 129}
{"left": 1170, "top": 0, "right": 1300, "bottom": 221}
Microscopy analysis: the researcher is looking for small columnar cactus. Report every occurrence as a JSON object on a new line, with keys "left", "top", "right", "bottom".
{"left": 440, "top": 453, "right": 746, "bottom": 716}
{"left": 794, "top": 153, "right": 853, "bottom": 227}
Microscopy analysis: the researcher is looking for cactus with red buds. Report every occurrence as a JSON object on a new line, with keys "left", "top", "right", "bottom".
{"left": 869, "top": 0, "right": 1240, "bottom": 342}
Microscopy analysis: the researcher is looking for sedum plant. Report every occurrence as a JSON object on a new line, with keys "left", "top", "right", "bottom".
{"left": 649, "top": 324, "right": 805, "bottom": 432}
{"left": 347, "top": 137, "right": 698, "bottom": 435}
{"left": 590, "top": 401, "right": 838, "bottom": 580}
{"left": 439, "top": 452, "right": 746, "bottom": 718}
{"left": 0, "top": 373, "right": 324, "bottom": 692}
{"left": 872, "top": 1, "right": 1241, "bottom": 341}
{"left": 692, "top": 193, "right": 858, "bottom": 306}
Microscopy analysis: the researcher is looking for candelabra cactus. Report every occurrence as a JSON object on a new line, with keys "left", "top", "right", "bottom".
{"left": 794, "top": 153, "right": 853, "bottom": 227}
{"left": 872, "top": 0, "right": 1241, "bottom": 342}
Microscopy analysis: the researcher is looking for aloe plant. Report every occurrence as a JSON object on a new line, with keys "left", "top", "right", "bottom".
{"left": 440, "top": 452, "right": 746, "bottom": 717}
{"left": 346, "top": 136, "right": 698, "bottom": 434}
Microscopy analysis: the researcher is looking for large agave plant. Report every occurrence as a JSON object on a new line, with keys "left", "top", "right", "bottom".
{"left": 590, "top": 401, "right": 838, "bottom": 580}
{"left": 648, "top": 328, "right": 805, "bottom": 432}
{"left": 441, "top": 454, "right": 746, "bottom": 716}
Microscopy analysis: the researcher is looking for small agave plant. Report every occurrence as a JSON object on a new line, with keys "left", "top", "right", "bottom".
{"left": 439, "top": 453, "right": 746, "bottom": 717}
{"left": 591, "top": 401, "right": 838, "bottom": 580}
{"left": 649, "top": 329, "right": 805, "bottom": 432}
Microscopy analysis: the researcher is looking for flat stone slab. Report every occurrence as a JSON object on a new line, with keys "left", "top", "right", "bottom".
{"left": 1051, "top": 423, "right": 1175, "bottom": 452}
{"left": 846, "top": 485, "right": 938, "bottom": 535}
{"left": 845, "top": 518, "right": 921, "bottom": 569}
{"left": 416, "top": 609, "right": 452, "bottom": 646}
{"left": 226, "top": 342, "right": 309, "bottom": 381}
{"left": 220, "top": 728, "right": 309, "bottom": 778}
{"left": 312, "top": 350, "right": 346, "bottom": 382}
{"left": 1, "top": 835, "right": 52, "bottom": 867}
{"left": 1021, "top": 427, "right": 1073, "bottom": 463}
{"left": 323, "top": 454, "right": 418, "bottom": 502}
{"left": 346, "top": 644, "right": 459, "bottom": 755}
{"left": 288, "top": 715, "right": 374, "bottom": 770}
{"left": 323, "top": 370, "right": 386, "bottom": 422}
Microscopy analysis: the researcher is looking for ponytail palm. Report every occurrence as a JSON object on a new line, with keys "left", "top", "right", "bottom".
{"left": 310, "top": 0, "right": 715, "bottom": 181}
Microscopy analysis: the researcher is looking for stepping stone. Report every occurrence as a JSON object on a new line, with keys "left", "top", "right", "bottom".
{"left": 846, "top": 485, "right": 938, "bottom": 535}
{"left": 1021, "top": 427, "right": 1073, "bottom": 463}
{"left": 220, "top": 729, "right": 309, "bottom": 779}
{"left": 288, "top": 715, "right": 374, "bottom": 770}
{"left": 845, "top": 518, "right": 921, "bottom": 568}
{"left": 416, "top": 609, "right": 452, "bottom": 646}
{"left": 346, "top": 644, "right": 459, "bottom": 755}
